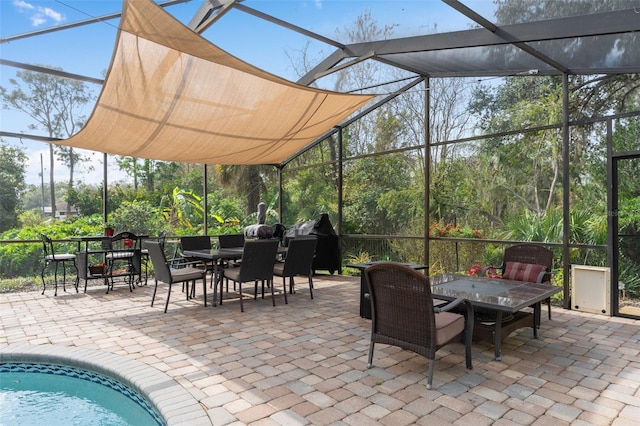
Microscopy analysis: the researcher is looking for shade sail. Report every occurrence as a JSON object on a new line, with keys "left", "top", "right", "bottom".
{"left": 62, "top": 0, "right": 374, "bottom": 165}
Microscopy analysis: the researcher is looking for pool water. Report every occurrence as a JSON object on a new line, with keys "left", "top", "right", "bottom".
{"left": 0, "top": 363, "right": 164, "bottom": 426}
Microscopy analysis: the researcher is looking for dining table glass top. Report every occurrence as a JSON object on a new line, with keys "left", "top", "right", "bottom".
{"left": 430, "top": 273, "right": 561, "bottom": 312}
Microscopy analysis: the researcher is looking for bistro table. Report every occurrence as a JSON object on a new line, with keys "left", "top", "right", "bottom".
{"left": 346, "top": 261, "right": 429, "bottom": 319}
{"left": 183, "top": 246, "right": 286, "bottom": 306}
{"left": 73, "top": 234, "right": 148, "bottom": 292}
{"left": 72, "top": 235, "right": 111, "bottom": 292}
{"left": 430, "top": 273, "right": 562, "bottom": 361}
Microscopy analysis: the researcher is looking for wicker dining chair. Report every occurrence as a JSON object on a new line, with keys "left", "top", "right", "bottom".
{"left": 221, "top": 239, "right": 279, "bottom": 312}
{"left": 273, "top": 236, "right": 317, "bottom": 302}
{"left": 146, "top": 241, "right": 207, "bottom": 313}
{"left": 486, "top": 244, "right": 554, "bottom": 322}
{"left": 364, "top": 262, "right": 473, "bottom": 389}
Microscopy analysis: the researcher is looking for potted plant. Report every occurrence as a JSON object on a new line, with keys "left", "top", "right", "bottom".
{"left": 104, "top": 223, "right": 115, "bottom": 237}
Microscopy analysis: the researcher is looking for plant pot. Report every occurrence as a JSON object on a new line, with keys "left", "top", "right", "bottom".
{"left": 105, "top": 228, "right": 115, "bottom": 237}
{"left": 89, "top": 265, "right": 107, "bottom": 275}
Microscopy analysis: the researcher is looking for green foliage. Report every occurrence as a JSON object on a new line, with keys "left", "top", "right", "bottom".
{"left": 429, "top": 221, "right": 484, "bottom": 239}
{"left": 0, "top": 142, "right": 27, "bottom": 232}
{"left": 343, "top": 153, "right": 414, "bottom": 234}
{"left": 18, "top": 210, "right": 44, "bottom": 227}
{"left": 206, "top": 191, "right": 243, "bottom": 224}
{"left": 160, "top": 187, "right": 204, "bottom": 231}
{"left": 0, "top": 215, "right": 103, "bottom": 278}
{"left": 109, "top": 200, "right": 164, "bottom": 236}
{"left": 282, "top": 164, "right": 338, "bottom": 226}
{"left": 427, "top": 222, "right": 486, "bottom": 273}
{"left": 343, "top": 251, "right": 372, "bottom": 276}
{"left": 67, "top": 184, "right": 104, "bottom": 216}
{"left": 620, "top": 261, "right": 640, "bottom": 299}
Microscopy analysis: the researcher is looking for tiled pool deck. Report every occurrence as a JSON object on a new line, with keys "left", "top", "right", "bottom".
{"left": 1, "top": 274, "right": 640, "bottom": 425}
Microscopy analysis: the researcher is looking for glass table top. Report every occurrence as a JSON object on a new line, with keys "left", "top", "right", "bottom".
{"left": 430, "top": 273, "right": 562, "bottom": 312}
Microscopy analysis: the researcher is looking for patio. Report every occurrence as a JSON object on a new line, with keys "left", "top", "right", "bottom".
{"left": 1, "top": 275, "right": 639, "bottom": 425}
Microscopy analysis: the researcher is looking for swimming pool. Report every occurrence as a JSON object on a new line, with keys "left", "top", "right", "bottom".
{"left": 1, "top": 362, "right": 163, "bottom": 425}
{"left": 0, "top": 344, "right": 211, "bottom": 426}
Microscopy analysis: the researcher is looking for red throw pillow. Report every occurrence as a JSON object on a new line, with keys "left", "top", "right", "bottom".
{"left": 503, "top": 261, "right": 547, "bottom": 282}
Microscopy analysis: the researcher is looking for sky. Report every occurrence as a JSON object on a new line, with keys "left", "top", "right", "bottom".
{"left": 0, "top": 0, "right": 496, "bottom": 187}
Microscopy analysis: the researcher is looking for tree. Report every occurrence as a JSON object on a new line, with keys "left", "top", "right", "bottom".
{"left": 493, "top": 0, "right": 639, "bottom": 118}
{"left": 160, "top": 187, "right": 204, "bottom": 231}
{"left": 216, "top": 165, "right": 276, "bottom": 216}
{"left": 0, "top": 68, "right": 95, "bottom": 218}
{"left": 0, "top": 141, "right": 27, "bottom": 232}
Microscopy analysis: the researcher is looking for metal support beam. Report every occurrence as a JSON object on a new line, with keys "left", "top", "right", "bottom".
{"left": 203, "top": 164, "right": 208, "bottom": 234}
{"left": 194, "top": 0, "right": 238, "bottom": 34}
{"left": 309, "top": 52, "right": 376, "bottom": 85}
{"left": 103, "top": 153, "right": 108, "bottom": 229}
{"left": 234, "top": 3, "right": 344, "bottom": 50}
{"left": 281, "top": 77, "right": 425, "bottom": 166}
{"left": 442, "top": 0, "right": 569, "bottom": 73}
{"left": 562, "top": 74, "right": 571, "bottom": 309}
{"left": 337, "top": 127, "right": 344, "bottom": 240}
{"left": 0, "top": 0, "right": 190, "bottom": 43}
{"left": 298, "top": 50, "right": 347, "bottom": 87}
{"left": 424, "top": 78, "right": 431, "bottom": 266}
{"left": 278, "top": 166, "right": 284, "bottom": 224}
{"left": 0, "top": 59, "right": 103, "bottom": 85}
{"left": 607, "top": 119, "right": 615, "bottom": 315}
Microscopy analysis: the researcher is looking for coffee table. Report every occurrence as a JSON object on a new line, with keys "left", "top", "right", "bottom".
{"left": 430, "top": 273, "right": 562, "bottom": 360}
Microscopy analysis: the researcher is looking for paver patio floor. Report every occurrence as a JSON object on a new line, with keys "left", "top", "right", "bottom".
{"left": 1, "top": 274, "right": 639, "bottom": 425}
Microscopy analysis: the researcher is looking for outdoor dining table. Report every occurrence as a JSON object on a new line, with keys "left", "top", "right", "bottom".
{"left": 430, "top": 273, "right": 562, "bottom": 361}
{"left": 182, "top": 246, "right": 287, "bottom": 306}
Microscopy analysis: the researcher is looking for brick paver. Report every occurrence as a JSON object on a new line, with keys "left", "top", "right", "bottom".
{"left": 2, "top": 274, "right": 639, "bottom": 425}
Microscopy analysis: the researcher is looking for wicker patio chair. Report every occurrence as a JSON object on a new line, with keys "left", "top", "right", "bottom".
{"left": 221, "top": 239, "right": 279, "bottom": 312}
{"left": 485, "top": 244, "right": 554, "bottom": 322}
{"left": 273, "top": 236, "right": 317, "bottom": 302}
{"left": 146, "top": 241, "right": 207, "bottom": 313}
{"left": 364, "top": 262, "right": 474, "bottom": 389}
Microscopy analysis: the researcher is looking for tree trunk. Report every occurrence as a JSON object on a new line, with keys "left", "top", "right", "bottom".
{"left": 247, "top": 166, "right": 261, "bottom": 216}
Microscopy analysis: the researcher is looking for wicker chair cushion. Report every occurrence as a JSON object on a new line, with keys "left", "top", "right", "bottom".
{"left": 169, "top": 267, "right": 207, "bottom": 282}
{"left": 503, "top": 261, "right": 547, "bottom": 282}
{"left": 434, "top": 312, "right": 465, "bottom": 346}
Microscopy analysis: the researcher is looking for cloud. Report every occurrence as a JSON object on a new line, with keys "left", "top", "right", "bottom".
{"left": 13, "top": 0, "right": 34, "bottom": 11}
{"left": 41, "top": 6, "right": 63, "bottom": 22}
{"left": 13, "top": 0, "right": 65, "bottom": 27}
{"left": 315, "top": 0, "right": 322, "bottom": 10}
{"left": 31, "top": 16, "right": 46, "bottom": 26}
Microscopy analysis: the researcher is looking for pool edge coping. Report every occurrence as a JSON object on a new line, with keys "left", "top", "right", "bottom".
{"left": 0, "top": 344, "right": 211, "bottom": 426}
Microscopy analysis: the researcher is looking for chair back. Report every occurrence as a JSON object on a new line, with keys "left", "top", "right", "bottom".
{"left": 281, "top": 237, "right": 317, "bottom": 277}
{"left": 236, "top": 239, "right": 279, "bottom": 282}
{"left": 41, "top": 234, "right": 74, "bottom": 259}
{"left": 502, "top": 244, "right": 553, "bottom": 280}
{"left": 41, "top": 234, "right": 54, "bottom": 259}
{"left": 180, "top": 236, "right": 211, "bottom": 251}
{"left": 218, "top": 233, "right": 245, "bottom": 248}
{"left": 105, "top": 231, "right": 139, "bottom": 251}
{"left": 145, "top": 241, "right": 172, "bottom": 284}
{"left": 365, "top": 263, "right": 438, "bottom": 357}
{"left": 157, "top": 230, "right": 167, "bottom": 249}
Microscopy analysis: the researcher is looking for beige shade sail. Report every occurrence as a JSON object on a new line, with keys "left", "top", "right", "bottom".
{"left": 62, "top": 0, "right": 374, "bottom": 165}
